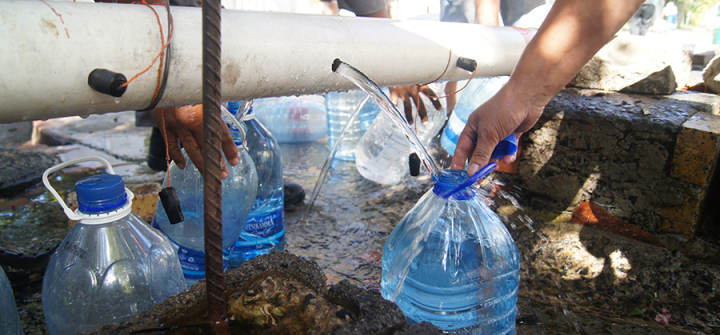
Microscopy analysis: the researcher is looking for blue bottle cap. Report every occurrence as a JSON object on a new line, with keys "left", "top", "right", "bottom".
{"left": 490, "top": 134, "right": 518, "bottom": 159}
{"left": 227, "top": 101, "right": 241, "bottom": 114}
{"left": 75, "top": 174, "right": 127, "bottom": 213}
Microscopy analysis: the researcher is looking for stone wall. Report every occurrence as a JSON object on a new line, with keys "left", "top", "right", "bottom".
{"left": 505, "top": 88, "right": 720, "bottom": 237}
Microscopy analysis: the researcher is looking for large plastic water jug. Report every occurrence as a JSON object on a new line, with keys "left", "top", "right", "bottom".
{"left": 355, "top": 85, "right": 447, "bottom": 185}
{"left": 152, "top": 147, "right": 258, "bottom": 286}
{"left": 225, "top": 102, "right": 285, "bottom": 268}
{"left": 0, "top": 265, "right": 23, "bottom": 335}
{"left": 252, "top": 95, "right": 328, "bottom": 143}
{"left": 41, "top": 157, "right": 187, "bottom": 335}
{"left": 381, "top": 166, "right": 520, "bottom": 334}
{"left": 441, "top": 76, "right": 509, "bottom": 155}
{"left": 325, "top": 89, "right": 382, "bottom": 161}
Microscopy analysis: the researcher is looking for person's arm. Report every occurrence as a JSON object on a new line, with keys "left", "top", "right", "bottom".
{"left": 475, "top": 0, "right": 500, "bottom": 25}
{"left": 451, "top": 0, "right": 646, "bottom": 176}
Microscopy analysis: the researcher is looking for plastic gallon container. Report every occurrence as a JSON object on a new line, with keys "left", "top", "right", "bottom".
{"left": 355, "top": 86, "right": 446, "bottom": 185}
{"left": 152, "top": 148, "right": 258, "bottom": 286}
{"left": 252, "top": 95, "right": 328, "bottom": 143}
{"left": 0, "top": 265, "right": 23, "bottom": 335}
{"left": 325, "top": 89, "right": 382, "bottom": 161}
{"left": 225, "top": 102, "right": 285, "bottom": 268}
{"left": 41, "top": 157, "right": 186, "bottom": 335}
{"left": 381, "top": 165, "right": 520, "bottom": 334}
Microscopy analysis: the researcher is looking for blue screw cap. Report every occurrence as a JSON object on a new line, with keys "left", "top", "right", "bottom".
{"left": 75, "top": 174, "right": 127, "bottom": 213}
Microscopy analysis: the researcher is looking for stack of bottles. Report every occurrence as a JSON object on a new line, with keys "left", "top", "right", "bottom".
{"left": 355, "top": 85, "right": 447, "bottom": 185}
{"left": 252, "top": 95, "right": 328, "bottom": 143}
{"left": 381, "top": 166, "right": 520, "bottom": 335}
{"left": 440, "top": 76, "right": 509, "bottom": 155}
{"left": 325, "top": 89, "right": 383, "bottom": 161}
{"left": 151, "top": 140, "right": 258, "bottom": 286}
{"left": 1, "top": 265, "right": 23, "bottom": 335}
{"left": 41, "top": 157, "right": 187, "bottom": 335}
{"left": 225, "top": 101, "right": 286, "bottom": 269}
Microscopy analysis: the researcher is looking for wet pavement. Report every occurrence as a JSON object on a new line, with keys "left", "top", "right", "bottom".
{"left": 1, "top": 109, "right": 719, "bottom": 334}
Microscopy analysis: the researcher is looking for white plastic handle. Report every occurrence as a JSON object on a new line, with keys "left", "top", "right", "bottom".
{"left": 42, "top": 156, "right": 117, "bottom": 221}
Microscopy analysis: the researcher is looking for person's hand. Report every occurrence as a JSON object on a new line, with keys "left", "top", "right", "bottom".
{"left": 450, "top": 81, "right": 543, "bottom": 176}
{"left": 150, "top": 105, "right": 240, "bottom": 179}
{"left": 389, "top": 85, "right": 443, "bottom": 125}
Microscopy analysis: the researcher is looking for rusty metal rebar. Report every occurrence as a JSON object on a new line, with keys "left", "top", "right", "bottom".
{"left": 201, "top": 0, "right": 229, "bottom": 333}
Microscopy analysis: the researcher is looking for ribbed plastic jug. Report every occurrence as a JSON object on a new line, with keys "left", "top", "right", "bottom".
{"left": 252, "top": 95, "right": 328, "bottom": 143}
{"left": 41, "top": 157, "right": 186, "bottom": 335}
{"left": 225, "top": 102, "right": 286, "bottom": 268}
{"left": 0, "top": 265, "right": 23, "bottom": 335}
{"left": 381, "top": 167, "right": 520, "bottom": 334}
{"left": 151, "top": 148, "right": 258, "bottom": 286}
{"left": 355, "top": 85, "right": 446, "bottom": 185}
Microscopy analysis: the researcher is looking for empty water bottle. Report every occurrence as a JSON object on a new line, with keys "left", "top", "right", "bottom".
{"left": 0, "top": 266, "right": 23, "bottom": 335}
{"left": 441, "top": 76, "right": 509, "bottom": 155}
{"left": 152, "top": 147, "right": 258, "bottom": 286}
{"left": 325, "top": 89, "right": 383, "bottom": 161}
{"left": 355, "top": 85, "right": 447, "bottom": 185}
{"left": 252, "top": 95, "right": 328, "bottom": 143}
{"left": 381, "top": 166, "right": 520, "bottom": 334}
{"left": 41, "top": 157, "right": 187, "bottom": 335}
{"left": 225, "top": 102, "right": 285, "bottom": 268}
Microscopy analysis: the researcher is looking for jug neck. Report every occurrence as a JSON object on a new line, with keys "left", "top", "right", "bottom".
{"left": 432, "top": 170, "right": 476, "bottom": 200}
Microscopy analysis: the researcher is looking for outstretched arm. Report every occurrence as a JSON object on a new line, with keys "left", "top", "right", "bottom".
{"left": 451, "top": 0, "right": 646, "bottom": 176}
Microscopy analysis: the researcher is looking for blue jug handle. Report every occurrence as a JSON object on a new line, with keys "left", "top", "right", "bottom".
{"left": 438, "top": 162, "right": 497, "bottom": 199}
{"left": 490, "top": 134, "right": 518, "bottom": 159}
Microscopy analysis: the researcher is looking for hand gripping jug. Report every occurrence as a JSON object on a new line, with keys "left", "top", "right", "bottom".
{"left": 41, "top": 157, "right": 187, "bottom": 335}
{"left": 0, "top": 265, "right": 23, "bottom": 335}
{"left": 381, "top": 164, "right": 520, "bottom": 334}
{"left": 151, "top": 142, "right": 258, "bottom": 286}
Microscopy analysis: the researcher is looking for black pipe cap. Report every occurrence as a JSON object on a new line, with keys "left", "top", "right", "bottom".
{"left": 88, "top": 68, "right": 127, "bottom": 98}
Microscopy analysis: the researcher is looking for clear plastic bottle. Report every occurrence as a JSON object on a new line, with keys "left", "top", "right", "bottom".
{"left": 252, "top": 95, "right": 328, "bottom": 143}
{"left": 355, "top": 87, "right": 447, "bottom": 185}
{"left": 440, "top": 76, "right": 509, "bottom": 155}
{"left": 152, "top": 147, "right": 258, "bottom": 286}
{"left": 41, "top": 157, "right": 187, "bottom": 335}
{"left": 225, "top": 102, "right": 285, "bottom": 269}
{"left": 0, "top": 266, "right": 23, "bottom": 335}
{"left": 381, "top": 169, "right": 520, "bottom": 334}
{"left": 325, "top": 89, "right": 382, "bottom": 161}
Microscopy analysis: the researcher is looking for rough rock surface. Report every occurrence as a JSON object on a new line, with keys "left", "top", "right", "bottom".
{"left": 505, "top": 88, "right": 711, "bottom": 235}
{"left": 86, "top": 250, "right": 442, "bottom": 335}
{"left": 570, "top": 35, "right": 692, "bottom": 94}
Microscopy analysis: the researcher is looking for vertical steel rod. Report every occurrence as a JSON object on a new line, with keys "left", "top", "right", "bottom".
{"left": 201, "top": 0, "right": 229, "bottom": 332}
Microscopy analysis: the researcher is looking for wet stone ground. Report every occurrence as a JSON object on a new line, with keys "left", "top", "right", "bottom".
{"left": 2, "top": 136, "right": 719, "bottom": 334}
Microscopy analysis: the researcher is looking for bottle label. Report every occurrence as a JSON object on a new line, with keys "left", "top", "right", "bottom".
{"left": 153, "top": 220, "right": 230, "bottom": 282}
{"left": 443, "top": 113, "right": 466, "bottom": 144}
{"left": 236, "top": 207, "right": 284, "bottom": 245}
{"left": 176, "top": 245, "right": 230, "bottom": 281}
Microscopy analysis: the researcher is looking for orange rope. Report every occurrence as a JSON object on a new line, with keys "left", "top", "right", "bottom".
{"left": 415, "top": 50, "right": 478, "bottom": 101}
{"left": 123, "top": 0, "right": 175, "bottom": 183}
{"left": 434, "top": 65, "right": 477, "bottom": 100}
{"left": 120, "top": 0, "right": 174, "bottom": 107}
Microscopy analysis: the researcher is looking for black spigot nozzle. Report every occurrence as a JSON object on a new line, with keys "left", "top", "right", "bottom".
{"left": 456, "top": 57, "right": 477, "bottom": 73}
{"left": 88, "top": 68, "right": 128, "bottom": 98}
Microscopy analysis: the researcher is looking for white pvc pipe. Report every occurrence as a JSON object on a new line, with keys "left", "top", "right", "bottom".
{"left": 0, "top": 0, "right": 532, "bottom": 123}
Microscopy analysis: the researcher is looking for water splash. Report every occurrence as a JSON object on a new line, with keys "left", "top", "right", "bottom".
{"left": 331, "top": 59, "right": 440, "bottom": 180}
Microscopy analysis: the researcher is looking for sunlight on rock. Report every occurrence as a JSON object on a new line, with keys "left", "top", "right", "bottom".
{"left": 609, "top": 249, "right": 631, "bottom": 279}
